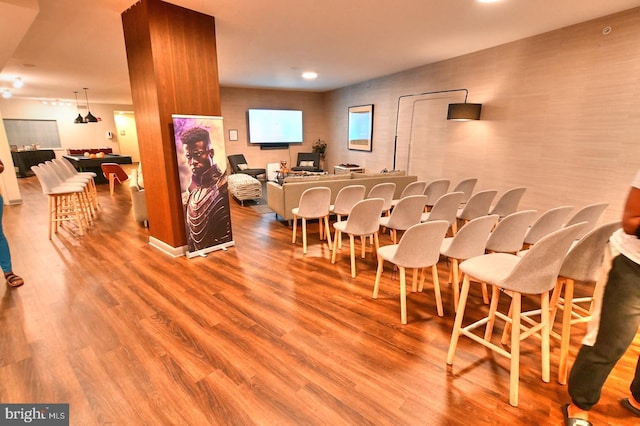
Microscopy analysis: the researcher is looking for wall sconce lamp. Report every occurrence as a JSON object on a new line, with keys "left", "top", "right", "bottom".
{"left": 392, "top": 88, "right": 482, "bottom": 169}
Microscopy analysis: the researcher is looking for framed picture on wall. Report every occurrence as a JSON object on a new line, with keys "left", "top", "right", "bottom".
{"left": 348, "top": 104, "right": 374, "bottom": 151}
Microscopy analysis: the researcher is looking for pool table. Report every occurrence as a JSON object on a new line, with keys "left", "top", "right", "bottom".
{"left": 63, "top": 154, "right": 133, "bottom": 183}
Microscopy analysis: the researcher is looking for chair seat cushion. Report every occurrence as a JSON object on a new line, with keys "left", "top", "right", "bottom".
{"left": 459, "top": 253, "right": 520, "bottom": 287}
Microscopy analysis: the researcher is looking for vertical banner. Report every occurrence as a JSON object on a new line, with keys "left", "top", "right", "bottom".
{"left": 173, "top": 114, "right": 234, "bottom": 258}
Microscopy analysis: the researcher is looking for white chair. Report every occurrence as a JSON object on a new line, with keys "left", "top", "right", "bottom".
{"left": 373, "top": 220, "right": 450, "bottom": 323}
{"left": 454, "top": 189, "right": 497, "bottom": 234}
{"left": 440, "top": 214, "right": 499, "bottom": 311}
{"left": 486, "top": 210, "right": 538, "bottom": 254}
{"left": 292, "top": 187, "right": 332, "bottom": 254}
{"left": 420, "top": 192, "right": 465, "bottom": 235}
{"left": 489, "top": 187, "right": 527, "bottom": 218}
{"left": 522, "top": 205, "right": 574, "bottom": 248}
{"left": 452, "top": 177, "right": 478, "bottom": 204}
{"left": 380, "top": 195, "right": 427, "bottom": 244}
{"left": 367, "top": 182, "right": 396, "bottom": 216}
{"left": 330, "top": 185, "right": 366, "bottom": 249}
{"left": 550, "top": 220, "right": 620, "bottom": 384}
{"left": 564, "top": 202, "right": 609, "bottom": 240}
{"left": 424, "top": 179, "right": 450, "bottom": 211}
{"left": 446, "top": 223, "right": 586, "bottom": 407}
{"left": 332, "top": 198, "right": 384, "bottom": 278}
{"left": 390, "top": 181, "right": 427, "bottom": 208}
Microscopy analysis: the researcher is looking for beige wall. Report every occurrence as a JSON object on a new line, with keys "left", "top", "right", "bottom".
{"left": 323, "top": 7, "right": 640, "bottom": 224}
{"left": 220, "top": 87, "right": 328, "bottom": 173}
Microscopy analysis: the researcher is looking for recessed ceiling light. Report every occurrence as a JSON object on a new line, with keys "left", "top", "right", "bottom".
{"left": 2, "top": 90, "right": 12, "bottom": 99}
{"left": 13, "top": 77, "right": 23, "bottom": 88}
{"left": 302, "top": 71, "right": 318, "bottom": 80}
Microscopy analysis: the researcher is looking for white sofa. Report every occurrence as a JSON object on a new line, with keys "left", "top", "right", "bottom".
{"left": 267, "top": 171, "right": 417, "bottom": 221}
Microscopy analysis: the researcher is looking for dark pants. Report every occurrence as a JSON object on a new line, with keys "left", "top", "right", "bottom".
{"left": 568, "top": 254, "right": 640, "bottom": 410}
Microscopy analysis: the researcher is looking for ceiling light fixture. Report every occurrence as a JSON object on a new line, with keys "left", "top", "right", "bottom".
{"left": 2, "top": 90, "right": 11, "bottom": 99}
{"left": 83, "top": 88, "right": 98, "bottom": 123}
{"left": 73, "top": 91, "right": 86, "bottom": 124}
{"left": 302, "top": 71, "right": 318, "bottom": 80}
{"left": 392, "top": 88, "right": 482, "bottom": 169}
{"left": 12, "top": 77, "right": 24, "bottom": 88}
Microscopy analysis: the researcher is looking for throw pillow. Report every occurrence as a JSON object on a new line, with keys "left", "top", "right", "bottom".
{"left": 237, "top": 163, "right": 249, "bottom": 170}
{"left": 299, "top": 160, "right": 315, "bottom": 167}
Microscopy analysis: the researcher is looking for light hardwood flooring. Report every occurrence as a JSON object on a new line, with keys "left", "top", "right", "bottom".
{"left": 1, "top": 172, "right": 639, "bottom": 425}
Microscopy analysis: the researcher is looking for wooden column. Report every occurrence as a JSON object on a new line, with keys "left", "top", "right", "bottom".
{"left": 121, "top": 0, "right": 221, "bottom": 251}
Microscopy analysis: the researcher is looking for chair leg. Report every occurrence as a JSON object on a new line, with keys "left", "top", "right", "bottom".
{"left": 484, "top": 285, "right": 501, "bottom": 341}
{"left": 350, "top": 235, "right": 357, "bottom": 278}
{"left": 411, "top": 268, "right": 418, "bottom": 293}
{"left": 451, "top": 258, "right": 460, "bottom": 312}
{"left": 558, "top": 278, "right": 574, "bottom": 385}
{"left": 324, "top": 216, "right": 332, "bottom": 250}
{"left": 292, "top": 215, "right": 298, "bottom": 243}
{"left": 481, "top": 283, "right": 490, "bottom": 304}
{"left": 399, "top": 266, "right": 408, "bottom": 324}
{"left": 302, "top": 218, "right": 307, "bottom": 254}
{"left": 541, "top": 290, "right": 551, "bottom": 384}
{"left": 447, "top": 274, "right": 472, "bottom": 365}
{"left": 509, "top": 292, "right": 521, "bottom": 407}
{"left": 109, "top": 173, "right": 116, "bottom": 196}
{"left": 331, "top": 229, "right": 339, "bottom": 264}
{"left": 373, "top": 254, "right": 384, "bottom": 298}
{"left": 432, "top": 264, "right": 443, "bottom": 317}
{"left": 360, "top": 236, "right": 366, "bottom": 259}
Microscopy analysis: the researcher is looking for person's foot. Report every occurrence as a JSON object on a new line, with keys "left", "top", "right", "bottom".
{"left": 562, "top": 403, "right": 591, "bottom": 426}
{"left": 5, "top": 273, "right": 24, "bottom": 288}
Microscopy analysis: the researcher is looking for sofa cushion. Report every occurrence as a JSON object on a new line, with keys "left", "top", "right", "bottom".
{"left": 237, "top": 163, "right": 249, "bottom": 171}
{"left": 136, "top": 164, "right": 144, "bottom": 189}
{"left": 299, "top": 160, "right": 315, "bottom": 167}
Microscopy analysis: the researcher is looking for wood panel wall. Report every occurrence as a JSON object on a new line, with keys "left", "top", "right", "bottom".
{"left": 122, "top": 0, "right": 221, "bottom": 249}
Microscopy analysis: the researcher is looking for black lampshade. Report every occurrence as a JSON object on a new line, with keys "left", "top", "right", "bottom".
{"left": 447, "top": 103, "right": 482, "bottom": 121}
{"left": 85, "top": 111, "right": 98, "bottom": 123}
{"left": 75, "top": 113, "right": 86, "bottom": 124}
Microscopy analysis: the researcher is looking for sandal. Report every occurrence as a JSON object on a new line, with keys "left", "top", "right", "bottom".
{"left": 562, "top": 404, "right": 592, "bottom": 426}
{"left": 5, "top": 273, "right": 24, "bottom": 288}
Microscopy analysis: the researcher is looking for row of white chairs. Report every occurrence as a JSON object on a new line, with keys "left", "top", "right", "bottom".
{"left": 30, "top": 159, "right": 98, "bottom": 239}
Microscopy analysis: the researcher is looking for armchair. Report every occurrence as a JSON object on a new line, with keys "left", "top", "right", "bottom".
{"left": 227, "top": 154, "right": 266, "bottom": 179}
{"left": 291, "top": 152, "right": 323, "bottom": 173}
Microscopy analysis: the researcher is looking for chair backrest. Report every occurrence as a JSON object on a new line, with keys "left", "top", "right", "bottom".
{"left": 331, "top": 185, "right": 366, "bottom": 216}
{"left": 452, "top": 177, "right": 478, "bottom": 203}
{"left": 398, "top": 181, "right": 427, "bottom": 199}
{"left": 565, "top": 202, "right": 609, "bottom": 239}
{"left": 295, "top": 187, "right": 331, "bottom": 217}
{"left": 489, "top": 187, "right": 527, "bottom": 217}
{"left": 457, "top": 189, "right": 498, "bottom": 221}
{"left": 227, "top": 154, "right": 249, "bottom": 174}
{"left": 384, "top": 195, "right": 428, "bottom": 231}
{"left": 422, "top": 191, "right": 465, "bottom": 225}
{"left": 367, "top": 182, "right": 396, "bottom": 212}
{"left": 58, "top": 158, "right": 80, "bottom": 175}
{"left": 101, "top": 163, "right": 129, "bottom": 182}
{"left": 341, "top": 198, "right": 385, "bottom": 236}
{"left": 424, "top": 179, "right": 450, "bottom": 207}
{"left": 390, "top": 221, "right": 450, "bottom": 269}
{"left": 296, "top": 152, "right": 321, "bottom": 168}
{"left": 500, "top": 222, "right": 587, "bottom": 294}
{"left": 486, "top": 210, "right": 538, "bottom": 253}
{"left": 523, "top": 205, "right": 574, "bottom": 245}
{"left": 441, "top": 214, "right": 499, "bottom": 260}
{"left": 49, "top": 159, "right": 74, "bottom": 180}
{"left": 559, "top": 220, "right": 621, "bottom": 282}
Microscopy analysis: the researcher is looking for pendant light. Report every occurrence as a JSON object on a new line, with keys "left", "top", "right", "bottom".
{"left": 83, "top": 88, "right": 98, "bottom": 123}
{"left": 73, "top": 91, "right": 85, "bottom": 124}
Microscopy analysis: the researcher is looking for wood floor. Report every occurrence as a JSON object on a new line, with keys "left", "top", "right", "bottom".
{"left": 1, "top": 173, "right": 639, "bottom": 425}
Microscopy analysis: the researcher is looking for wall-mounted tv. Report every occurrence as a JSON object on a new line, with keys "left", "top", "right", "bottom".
{"left": 247, "top": 108, "right": 303, "bottom": 145}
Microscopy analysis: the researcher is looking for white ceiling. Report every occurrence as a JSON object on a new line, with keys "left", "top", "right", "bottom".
{"left": 0, "top": 0, "right": 639, "bottom": 105}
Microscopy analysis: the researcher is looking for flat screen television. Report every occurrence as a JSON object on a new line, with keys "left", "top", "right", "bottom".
{"left": 247, "top": 109, "right": 303, "bottom": 145}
